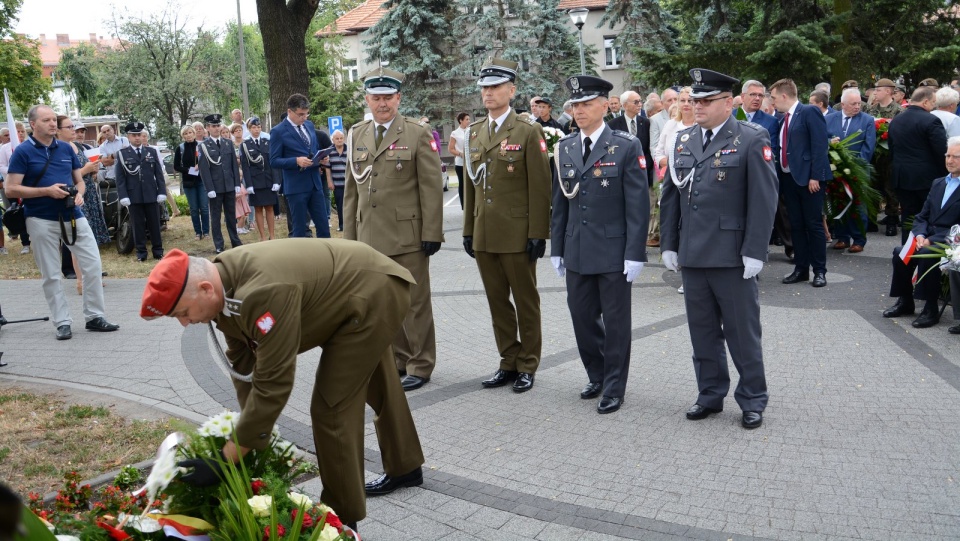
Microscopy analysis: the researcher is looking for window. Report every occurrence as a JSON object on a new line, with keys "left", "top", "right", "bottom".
{"left": 342, "top": 60, "right": 359, "bottom": 83}
{"left": 604, "top": 37, "right": 621, "bottom": 68}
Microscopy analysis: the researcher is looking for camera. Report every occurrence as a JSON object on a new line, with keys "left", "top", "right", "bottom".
{"left": 61, "top": 185, "right": 79, "bottom": 209}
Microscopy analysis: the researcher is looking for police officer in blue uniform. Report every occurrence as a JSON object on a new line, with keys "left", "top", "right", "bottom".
{"left": 550, "top": 75, "right": 648, "bottom": 414}
{"left": 115, "top": 121, "right": 165, "bottom": 261}
{"left": 198, "top": 113, "right": 243, "bottom": 253}
{"left": 659, "top": 69, "right": 779, "bottom": 429}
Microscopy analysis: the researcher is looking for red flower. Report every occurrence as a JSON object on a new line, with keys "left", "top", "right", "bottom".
{"left": 263, "top": 524, "right": 287, "bottom": 540}
{"left": 292, "top": 508, "right": 314, "bottom": 529}
{"left": 251, "top": 479, "right": 267, "bottom": 495}
{"left": 881, "top": 132, "right": 888, "bottom": 140}
{"left": 324, "top": 511, "right": 343, "bottom": 530}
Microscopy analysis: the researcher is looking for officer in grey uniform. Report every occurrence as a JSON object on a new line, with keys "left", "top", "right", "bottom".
{"left": 115, "top": 121, "right": 166, "bottom": 261}
{"left": 659, "top": 69, "right": 779, "bottom": 429}
{"left": 198, "top": 113, "right": 243, "bottom": 253}
{"left": 550, "top": 75, "right": 648, "bottom": 414}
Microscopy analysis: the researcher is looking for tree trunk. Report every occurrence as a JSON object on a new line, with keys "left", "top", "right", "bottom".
{"left": 257, "top": 0, "right": 319, "bottom": 127}
{"left": 831, "top": 0, "right": 852, "bottom": 98}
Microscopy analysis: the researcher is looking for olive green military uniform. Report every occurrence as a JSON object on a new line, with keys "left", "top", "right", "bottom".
{"left": 463, "top": 110, "right": 552, "bottom": 374}
{"left": 865, "top": 101, "right": 903, "bottom": 222}
{"left": 344, "top": 116, "right": 444, "bottom": 379}
{"left": 212, "top": 238, "right": 425, "bottom": 525}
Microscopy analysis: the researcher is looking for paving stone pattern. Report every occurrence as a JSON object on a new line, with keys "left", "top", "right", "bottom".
{"left": 1, "top": 196, "right": 958, "bottom": 540}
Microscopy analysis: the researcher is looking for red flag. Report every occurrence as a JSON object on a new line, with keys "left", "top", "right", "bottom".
{"left": 899, "top": 232, "right": 917, "bottom": 264}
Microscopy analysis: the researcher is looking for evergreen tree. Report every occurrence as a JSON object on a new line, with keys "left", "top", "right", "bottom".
{"left": 308, "top": 17, "right": 365, "bottom": 129}
{"left": 600, "top": 0, "right": 682, "bottom": 91}
{"left": 364, "top": 0, "right": 457, "bottom": 121}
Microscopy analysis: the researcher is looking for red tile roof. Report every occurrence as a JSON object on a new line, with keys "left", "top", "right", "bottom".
{"left": 318, "top": 0, "right": 608, "bottom": 37}
{"left": 34, "top": 33, "right": 121, "bottom": 78}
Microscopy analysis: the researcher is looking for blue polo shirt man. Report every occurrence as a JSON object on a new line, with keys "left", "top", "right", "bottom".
{"left": 5, "top": 104, "right": 119, "bottom": 340}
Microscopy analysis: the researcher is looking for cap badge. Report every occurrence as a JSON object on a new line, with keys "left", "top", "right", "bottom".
{"left": 693, "top": 70, "right": 702, "bottom": 83}
{"left": 570, "top": 77, "right": 580, "bottom": 90}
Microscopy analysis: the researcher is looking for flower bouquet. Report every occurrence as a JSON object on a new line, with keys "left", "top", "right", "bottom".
{"left": 541, "top": 126, "right": 564, "bottom": 157}
{"left": 825, "top": 133, "right": 881, "bottom": 234}
{"left": 28, "top": 411, "right": 357, "bottom": 540}
{"left": 874, "top": 117, "right": 890, "bottom": 156}
{"left": 909, "top": 224, "right": 960, "bottom": 284}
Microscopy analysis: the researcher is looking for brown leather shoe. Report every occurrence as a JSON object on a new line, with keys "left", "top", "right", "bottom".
{"left": 646, "top": 238, "right": 660, "bottom": 247}
{"left": 848, "top": 244, "right": 864, "bottom": 253}
{"left": 832, "top": 241, "right": 849, "bottom": 250}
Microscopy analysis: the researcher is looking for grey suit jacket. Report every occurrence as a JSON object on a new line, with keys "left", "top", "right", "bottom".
{"left": 660, "top": 117, "right": 778, "bottom": 267}
{"left": 551, "top": 127, "right": 648, "bottom": 274}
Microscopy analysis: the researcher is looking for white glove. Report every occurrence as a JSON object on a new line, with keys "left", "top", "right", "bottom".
{"left": 742, "top": 256, "right": 763, "bottom": 279}
{"left": 207, "top": 191, "right": 217, "bottom": 199}
{"left": 119, "top": 198, "right": 131, "bottom": 207}
{"left": 662, "top": 250, "right": 679, "bottom": 272}
{"left": 271, "top": 183, "right": 281, "bottom": 192}
{"left": 551, "top": 256, "right": 565, "bottom": 278}
{"left": 247, "top": 186, "right": 255, "bottom": 194}
{"left": 624, "top": 260, "right": 644, "bottom": 282}
{"left": 235, "top": 186, "right": 242, "bottom": 195}
{"left": 156, "top": 194, "right": 167, "bottom": 203}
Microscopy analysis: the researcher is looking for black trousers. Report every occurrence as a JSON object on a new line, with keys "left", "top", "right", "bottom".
{"left": 890, "top": 246, "right": 942, "bottom": 303}
{"left": 780, "top": 172, "right": 827, "bottom": 274}
{"left": 209, "top": 192, "right": 241, "bottom": 250}
{"left": 565, "top": 269, "right": 632, "bottom": 398}
{"left": 130, "top": 202, "right": 163, "bottom": 259}
{"left": 894, "top": 188, "right": 929, "bottom": 245}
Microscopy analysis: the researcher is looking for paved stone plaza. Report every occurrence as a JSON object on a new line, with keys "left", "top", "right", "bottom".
{"left": 1, "top": 193, "right": 959, "bottom": 540}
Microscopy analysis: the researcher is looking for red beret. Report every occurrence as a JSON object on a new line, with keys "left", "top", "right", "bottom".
{"left": 140, "top": 249, "right": 190, "bottom": 319}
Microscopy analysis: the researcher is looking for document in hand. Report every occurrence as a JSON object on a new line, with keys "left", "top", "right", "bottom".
{"left": 313, "top": 146, "right": 336, "bottom": 164}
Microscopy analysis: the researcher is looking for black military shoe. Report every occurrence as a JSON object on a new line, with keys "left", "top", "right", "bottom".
{"left": 512, "top": 372, "right": 535, "bottom": 393}
{"left": 885, "top": 223, "right": 898, "bottom": 236}
{"left": 782, "top": 270, "right": 809, "bottom": 284}
{"left": 580, "top": 382, "right": 602, "bottom": 399}
{"left": 481, "top": 369, "right": 518, "bottom": 388}
{"left": 85, "top": 317, "right": 119, "bottom": 332}
{"left": 911, "top": 306, "right": 940, "bottom": 328}
{"left": 364, "top": 467, "right": 423, "bottom": 496}
{"left": 597, "top": 396, "right": 623, "bottom": 414}
{"left": 812, "top": 272, "right": 827, "bottom": 287}
{"left": 56, "top": 325, "right": 72, "bottom": 341}
{"left": 686, "top": 403, "right": 722, "bottom": 420}
{"left": 400, "top": 375, "right": 429, "bottom": 391}
{"left": 742, "top": 411, "right": 763, "bottom": 429}
{"left": 883, "top": 297, "right": 915, "bottom": 318}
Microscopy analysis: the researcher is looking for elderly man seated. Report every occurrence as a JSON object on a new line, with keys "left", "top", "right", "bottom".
{"left": 883, "top": 136, "right": 960, "bottom": 329}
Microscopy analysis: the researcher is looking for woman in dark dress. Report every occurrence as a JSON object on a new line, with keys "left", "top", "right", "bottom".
{"left": 72, "top": 123, "right": 110, "bottom": 245}
{"left": 239, "top": 117, "right": 280, "bottom": 241}
{"left": 173, "top": 125, "right": 209, "bottom": 239}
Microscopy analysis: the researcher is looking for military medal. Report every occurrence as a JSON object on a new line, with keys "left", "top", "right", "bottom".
{"left": 680, "top": 134, "right": 690, "bottom": 142}
{"left": 713, "top": 157, "right": 722, "bottom": 167}
{"left": 567, "top": 169, "right": 575, "bottom": 178}
{"left": 360, "top": 152, "right": 367, "bottom": 161}
{"left": 471, "top": 131, "right": 477, "bottom": 139}
{"left": 601, "top": 179, "right": 610, "bottom": 188}
{"left": 593, "top": 168, "right": 602, "bottom": 177}
{"left": 396, "top": 159, "right": 403, "bottom": 171}
{"left": 676, "top": 145, "right": 684, "bottom": 153}
{"left": 388, "top": 150, "right": 395, "bottom": 157}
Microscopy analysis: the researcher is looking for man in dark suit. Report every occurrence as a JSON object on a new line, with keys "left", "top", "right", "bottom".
{"left": 269, "top": 93, "right": 331, "bottom": 239}
{"left": 734, "top": 80, "right": 778, "bottom": 140}
{"left": 887, "top": 86, "right": 948, "bottom": 244}
{"left": 551, "top": 75, "right": 648, "bottom": 414}
{"left": 115, "top": 121, "right": 166, "bottom": 262}
{"left": 198, "top": 114, "right": 243, "bottom": 254}
{"left": 826, "top": 88, "right": 877, "bottom": 252}
{"left": 883, "top": 137, "right": 960, "bottom": 328}
{"left": 608, "top": 91, "right": 656, "bottom": 245}
{"left": 770, "top": 78, "right": 832, "bottom": 287}
{"left": 660, "top": 68, "right": 779, "bottom": 429}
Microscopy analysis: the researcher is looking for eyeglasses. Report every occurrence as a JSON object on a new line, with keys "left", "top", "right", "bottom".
{"left": 746, "top": 93, "right": 764, "bottom": 99}
{"left": 692, "top": 96, "right": 728, "bottom": 106}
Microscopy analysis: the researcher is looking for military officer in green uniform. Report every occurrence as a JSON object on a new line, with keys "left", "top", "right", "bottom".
{"left": 139, "top": 239, "right": 426, "bottom": 531}
{"left": 462, "top": 58, "right": 552, "bottom": 393}
{"left": 343, "top": 68, "right": 444, "bottom": 392}
{"left": 865, "top": 78, "right": 904, "bottom": 235}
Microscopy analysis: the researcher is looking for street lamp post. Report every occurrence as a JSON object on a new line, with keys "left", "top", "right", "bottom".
{"left": 236, "top": 0, "right": 250, "bottom": 118}
{"left": 568, "top": 8, "right": 589, "bottom": 75}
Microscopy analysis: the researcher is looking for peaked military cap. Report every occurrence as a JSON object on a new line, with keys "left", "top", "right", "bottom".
{"left": 565, "top": 75, "right": 614, "bottom": 104}
{"left": 919, "top": 78, "right": 939, "bottom": 88}
{"left": 477, "top": 58, "right": 518, "bottom": 87}
{"left": 689, "top": 68, "right": 739, "bottom": 99}
{"left": 204, "top": 113, "right": 223, "bottom": 125}
{"left": 874, "top": 78, "right": 896, "bottom": 89}
{"left": 246, "top": 116, "right": 261, "bottom": 127}
{"left": 841, "top": 80, "right": 858, "bottom": 89}
{"left": 363, "top": 67, "right": 405, "bottom": 95}
{"left": 534, "top": 96, "right": 554, "bottom": 106}
{"left": 124, "top": 121, "right": 146, "bottom": 134}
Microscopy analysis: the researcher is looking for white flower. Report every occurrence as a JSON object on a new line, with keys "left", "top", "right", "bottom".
{"left": 55, "top": 536, "right": 82, "bottom": 541}
{"left": 318, "top": 524, "right": 341, "bottom": 541}
{"left": 288, "top": 492, "right": 313, "bottom": 508}
{"left": 830, "top": 163, "right": 837, "bottom": 171}
{"left": 247, "top": 494, "right": 273, "bottom": 517}
{"left": 316, "top": 503, "right": 333, "bottom": 515}
{"left": 843, "top": 168, "right": 851, "bottom": 175}
{"left": 143, "top": 444, "right": 179, "bottom": 504}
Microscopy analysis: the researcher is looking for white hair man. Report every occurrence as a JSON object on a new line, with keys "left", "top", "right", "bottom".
{"left": 649, "top": 87, "right": 678, "bottom": 153}
{"left": 932, "top": 86, "right": 960, "bottom": 138}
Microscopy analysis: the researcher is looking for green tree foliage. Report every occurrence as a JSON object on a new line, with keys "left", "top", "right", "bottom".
{"left": 364, "top": 0, "right": 457, "bottom": 121}
{"left": 599, "top": 0, "right": 679, "bottom": 91}
{"left": 220, "top": 23, "right": 270, "bottom": 118}
{"left": 0, "top": 0, "right": 50, "bottom": 109}
{"left": 307, "top": 0, "right": 365, "bottom": 129}
{"left": 56, "top": 43, "right": 112, "bottom": 115}
{"left": 103, "top": 9, "right": 227, "bottom": 143}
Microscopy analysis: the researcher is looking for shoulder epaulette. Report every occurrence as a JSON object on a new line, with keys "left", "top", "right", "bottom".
{"left": 738, "top": 121, "right": 763, "bottom": 132}
{"left": 559, "top": 131, "right": 578, "bottom": 141}
{"left": 469, "top": 117, "right": 487, "bottom": 128}
{"left": 610, "top": 130, "right": 635, "bottom": 141}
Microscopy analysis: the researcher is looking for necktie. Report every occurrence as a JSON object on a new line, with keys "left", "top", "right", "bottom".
{"left": 375, "top": 125, "right": 386, "bottom": 148}
{"left": 629, "top": 118, "right": 636, "bottom": 136}
{"left": 298, "top": 125, "right": 310, "bottom": 148}
{"left": 136, "top": 147, "right": 141, "bottom": 159}
{"left": 490, "top": 120, "right": 498, "bottom": 137}
{"left": 841, "top": 116, "right": 850, "bottom": 136}
{"left": 703, "top": 129, "right": 713, "bottom": 150}
{"left": 216, "top": 139, "right": 221, "bottom": 150}
{"left": 781, "top": 112, "right": 790, "bottom": 168}
{"left": 583, "top": 136, "right": 592, "bottom": 163}
{"left": 747, "top": 112, "right": 754, "bottom": 122}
